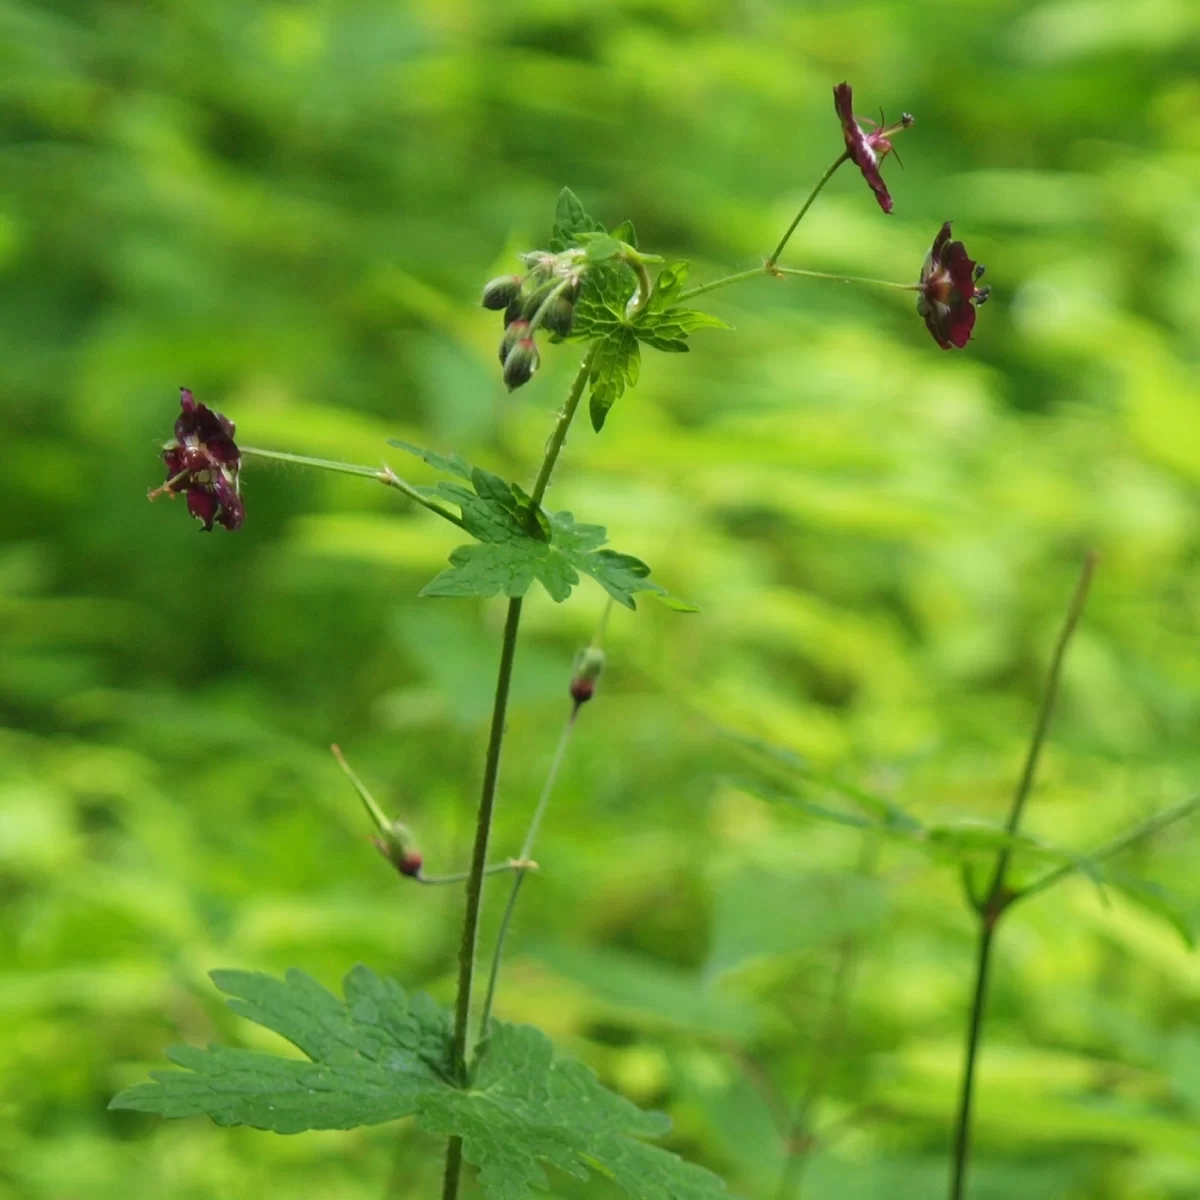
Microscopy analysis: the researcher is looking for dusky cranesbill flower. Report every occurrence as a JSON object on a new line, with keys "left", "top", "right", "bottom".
{"left": 152, "top": 387, "right": 245, "bottom": 531}
{"left": 833, "top": 82, "right": 913, "bottom": 215}
{"left": 917, "top": 222, "right": 990, "bottom": 349}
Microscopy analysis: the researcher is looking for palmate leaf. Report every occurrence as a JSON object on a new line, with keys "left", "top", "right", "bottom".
{"left": 550, "top": 186, "right": 605, "bottom": 253}
{"left": 558, "top": 205, "right": 726, "bottom": 431}
{"left": 111, "top": 967, "right": 726, "bottom": 1200}
{"left": 386, "top": 440, "right": 691, "bottom": 610}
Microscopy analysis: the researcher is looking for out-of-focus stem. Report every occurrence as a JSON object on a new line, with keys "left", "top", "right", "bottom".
{"left": 948, "top": 553, "right": 1096, "bottom": 1200}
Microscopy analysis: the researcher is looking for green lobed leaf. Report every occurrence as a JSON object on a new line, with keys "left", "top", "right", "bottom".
{"left": 590, "top": 328, "right": 640, "bottom": 432}
{"left": 610, "top": 218, "right": 637, "bottom": 247}
{"left": 111, "top": 966, "right": 726, "bottom": 1200}
{"left": 570, "top": 257, "right": 726, "bottom": 429}
{"left": 549, "top": 186, "right": 604, "bottom": 253}
{"left": 390, "top": 440, "right": 684, "bottom": 609}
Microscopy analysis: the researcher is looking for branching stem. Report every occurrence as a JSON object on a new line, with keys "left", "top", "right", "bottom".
{"left": 441, "top": 345, "right": 599, "bottom": 1200}
{"left": 948, "top": 553, "right": 1096, "bottom": 1200}
{"left": 240, "top": 446, "right": 465, "bottom": 528}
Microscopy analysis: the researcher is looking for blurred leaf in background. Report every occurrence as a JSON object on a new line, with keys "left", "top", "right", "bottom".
{"left": 3, "top": 0, "right": 1200, "bottom": 1197}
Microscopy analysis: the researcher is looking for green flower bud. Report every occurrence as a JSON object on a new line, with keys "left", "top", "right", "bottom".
{"left": 499, "top": 318, "right": 530, "bottom": 364}
{"left": 521, "top": 280, "right": 559, "bottom": 321}
{"left": 502, "top": 336, "right": 540, "bottom": 391}
{"left": 542, "top": 293, "right": 575, "bottom": 337}
{"left": 481, "top": 274, "right": 523, "bottom": 311}
{"left": 371, "top": 819, "right": 422, "bottom": 878}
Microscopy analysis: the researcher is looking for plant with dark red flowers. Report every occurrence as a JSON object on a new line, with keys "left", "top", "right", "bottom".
{"left": 123, "top": 82, "right": 1131, "bottom": 1200}
{"left": 150, "top": 387, "right": 244, "bottom": 531}
{"left": 917, "top": 221, "right": 991, "bottom": 349}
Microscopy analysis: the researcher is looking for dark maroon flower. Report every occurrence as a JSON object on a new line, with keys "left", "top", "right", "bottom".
{"left": 833, "top": 82, "right": 913, "bottom": 215}
{"left": 917, "top": 222, "right": 991, "bottom": 349}
{"left": 152, "top": 387, "right": 244, "bottom": 530}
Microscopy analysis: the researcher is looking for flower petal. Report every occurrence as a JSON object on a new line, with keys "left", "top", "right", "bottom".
{"left": 833, "top": 83, "right": 893, "bottom": 214}
{"left": 944, "top": 240, "right": 978, "bottom": 300}
{"left": 186, "top": 487, "right": 218, "bottom": 531}
{"left": 944, "top": 299, "right": 977, "bottom": 349}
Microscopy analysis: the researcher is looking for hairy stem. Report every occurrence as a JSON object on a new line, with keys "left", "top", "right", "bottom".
{"left": 441, "top": 345, "right": 599, "bottom": 1200}
{"left": 441, "top": 595, "right": 523, "bottom": 1200}
{"left": 675, "top": 256, "right": 914, "bottom": 306}
{"left": 240, "top": 446, "right": 465, "bottom": 528}
{"left": 948, "top": 553, "right": 1096, "bottom": 1200}
{"left": 479, "top": 710, "right": 578, "bottom": 1031}
{"left": 530, "top": 344, "right": 600, "bottom": 508}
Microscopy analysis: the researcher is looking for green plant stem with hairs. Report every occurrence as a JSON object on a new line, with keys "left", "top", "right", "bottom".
{"left": 948, "top": 553, "right": 1097, "bottom": 1200}
{"left": 478, "top": 597, "right": 614, "bottom": 1031}
{"left": 440, "top": 345, "right": 608, "bottom": 1200}
{"left": 675, "top": 152, "right": 923, "bottom": 305}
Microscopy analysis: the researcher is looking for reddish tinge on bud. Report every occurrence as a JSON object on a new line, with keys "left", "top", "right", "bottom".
{"left": 152, "top": 387, "right": 244, "bottom": 531}
{"left": 502, "top": 336, "right": 540, "bottom": 391}
{"left": 916, "top": 222, "right": 991, "bottom": 349}
{"left": 481, "top": 274, "right": 523, "bottom": 311}
{"left": 499, "top": 318, "right": 530, "bottom": 365}
{"left": 372, "top": 828, "right": 424, "bottom": 880}
{"left": 570, "top": 646, "right": 606, "bottom": 706}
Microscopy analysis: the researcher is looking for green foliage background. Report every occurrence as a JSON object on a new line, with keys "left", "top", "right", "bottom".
{"left": 3, "top": 0, "right": 1200, "bottom": 1196}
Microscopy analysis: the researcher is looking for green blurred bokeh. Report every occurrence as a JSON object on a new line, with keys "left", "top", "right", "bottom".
{"left": 3, "top": 0, "right": 1200, "bottom": 1197}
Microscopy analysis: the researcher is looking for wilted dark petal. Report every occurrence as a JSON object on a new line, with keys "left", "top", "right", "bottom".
{"left": 216, "top": 492, "right": 246, "bottom": 530}
{"left": 944, "top": 299, "right": 977, "bottom": 349}
{"left": 944, "top": 240, "right": 978, "bottom": 300}
{"left": 833, "top": 81, "right": 855, "bottom": 130}
{"left": 853, "top": 151, "right": 893, "bottom": 214}
{"left": 218, "top": 413, "right": 236, "bottom": 439}
{"left": 192, "top": 402, "right": 227, "bottom": 445}
{"left": 179, "top": 387, "right": 197, "bottom": 414}
{"left": 833, "top": 82, "right": 893, "bottom": 214}
{"left": 187, "top": 487, "right": 218, "bottom": 531}
{"left": 929, "top": 222, "right": 953, "bottom": 274}
{"left": 920, "top": 304, "right": 950, "bottom": 349}
{"left": 205, "top": 432, "right": 240, "bottom": 465}
{"left": 162, "top": 446, "right": 187, "bottom": 480}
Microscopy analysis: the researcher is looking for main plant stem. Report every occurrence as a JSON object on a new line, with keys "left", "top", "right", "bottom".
{"left": 948, "top": 553, "right": 1096, "bottom": 1200}
{"left": 441, "top": 345, "right": 600, "bottom": 1200}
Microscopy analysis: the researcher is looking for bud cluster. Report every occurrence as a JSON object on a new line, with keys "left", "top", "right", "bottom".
{"left": 481, "top": 250, "right": 586, "bottom": 392}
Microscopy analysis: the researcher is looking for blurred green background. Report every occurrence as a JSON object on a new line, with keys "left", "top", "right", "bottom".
{"left": 4, "top": 0, "right": 1200, "bottom": 1197}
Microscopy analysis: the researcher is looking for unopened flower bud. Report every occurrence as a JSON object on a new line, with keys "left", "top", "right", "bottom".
{"left": 503, "top": 336, "right": 540, "bottom": 391}
{"left": 570, "top": 645, "right": 605, "bottom": 705}
{"left": 499, "top": 318, "right": 530, "bottom": 365}
{"left": 542, "top": 293, "right": 576, "bottom": 336}
{"left": 481, "top": 275, "right": 523, "bottom": 311}
{"left": 372, "top": 818, "right": 423, "bottom": 879}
